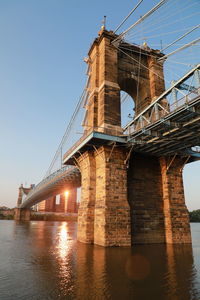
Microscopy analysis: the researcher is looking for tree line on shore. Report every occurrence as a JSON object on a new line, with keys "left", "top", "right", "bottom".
{"left": 189, "top": 209, "right": 200, "bottom": 222}
{"left": 0, "top": 207, "right": 200, "bottom": 222}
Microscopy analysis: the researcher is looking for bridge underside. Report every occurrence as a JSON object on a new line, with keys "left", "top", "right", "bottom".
{"left": 20, "top": 167, "right": 81, "bottom": 209}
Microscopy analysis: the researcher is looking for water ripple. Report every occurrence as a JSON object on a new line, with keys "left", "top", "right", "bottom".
{"left": 0, "top": 221, "right": 200, "bottom": 300}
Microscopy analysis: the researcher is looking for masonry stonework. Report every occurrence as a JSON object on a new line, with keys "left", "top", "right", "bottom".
{"left": 127, "top": 153, "right": 191, "bottom": 245}
{"left": 94, "top": 146, "right": 131, "bottom": 246}
{"left": 36, "top": 189, "right": 78, "bottom": 214}
{"left": 66, "top": 188, "right": 78, "bottom": 213}
{"left": 44, "top": 196, "right": 56, "bottom": 212}
{"left": 14, "top": 208, "right": 31, "bottom": 221}
{"left": 84, "top": 29, "right": 165, "bottom": 136}
{"left": 77, "top": 146, "right": 131, "bottom": 246}
{"left": 160, "top": 156, "right": 191, "bottom": 244}
{"left": 77, "top": 152, "right": 96, "bottom": 243}
{"left": 128, "top": 153, "right": 165, "bottom": 244}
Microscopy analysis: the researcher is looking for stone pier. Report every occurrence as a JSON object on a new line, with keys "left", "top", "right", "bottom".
{"left": 14, "top": 208, "right": 31, "bottom": 221}
{"left": 128, "top": 153, "right": 191, "bottom": 245}
{"left": 160, "top": 156, "right": 191, "bottom": 244}
{"left": 65, "top": 188, "right": 78, "bottom": 213}
{"left": 77, "top": 146, "right": 131, "bottom": 247}
{"left": 77, "top": 152, "right": 96, "bottom": 244}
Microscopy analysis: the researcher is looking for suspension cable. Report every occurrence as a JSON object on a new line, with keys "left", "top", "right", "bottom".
{"left": 113, "top": 0, "right": 143, "bottom": 34}
{"left": 159, "top": 37, "right": 200, "bottom": 61}
{"left": 126, "top": 10, "right": 200, "bottom": 42}
{"left": 112, "top": 0, "right": 169, "bottom": 44}
{"left": 45, "top": 89, "right": 87, "bottom": 176}
{"left": 136, "top": 20, "right": 143, "bottom": 103}
{"left": 127, "top": 25, "right": 196, "bottom": 40}
{"left": 161, "top": 24, "right": 200, "bottom": 52}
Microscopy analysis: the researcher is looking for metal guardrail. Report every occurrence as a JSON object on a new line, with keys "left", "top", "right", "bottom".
{"left": 124, "top": 66, "right": 200, "bottom": 136}
{"left": 124, "top": 90, "right": 200, "bottom": 136}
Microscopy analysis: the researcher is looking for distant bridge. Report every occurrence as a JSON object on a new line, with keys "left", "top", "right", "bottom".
{"left": 19, "top": 166, "right": 80, "bottom": 209}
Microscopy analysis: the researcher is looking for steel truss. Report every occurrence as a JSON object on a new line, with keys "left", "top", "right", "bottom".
{"left": 124, "top": 64, "right": 200, "bottom": 157}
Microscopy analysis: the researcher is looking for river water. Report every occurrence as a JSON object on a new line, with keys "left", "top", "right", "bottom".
{"left": 0, "top": 220, "right": 200, "bottom": 300}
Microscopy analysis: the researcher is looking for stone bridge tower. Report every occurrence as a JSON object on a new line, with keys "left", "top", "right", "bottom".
{"left": 15, "top": 184, "right": 34, "bottom": 221}
{"left": 76, "top": 28, "right": 191, "bottom": 247}
{"left": 83, "top": 28, "right": 165, "bottom": 135}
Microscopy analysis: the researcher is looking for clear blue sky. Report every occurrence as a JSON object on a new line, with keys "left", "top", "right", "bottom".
{"left": 0, "top": 0, "right": 199, "bottom": 210}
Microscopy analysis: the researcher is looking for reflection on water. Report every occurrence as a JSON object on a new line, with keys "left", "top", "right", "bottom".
{"left": 57, "top": 222, "right": 71, "bottom": 259}
{"left": 56, "top": 222, "right": 76, "bottom": 298}
{"left": 165, "top": 244, "right": 195, "bottom": 300}
{"left": 0, "top": 221, "right": 200, "bottom": 300}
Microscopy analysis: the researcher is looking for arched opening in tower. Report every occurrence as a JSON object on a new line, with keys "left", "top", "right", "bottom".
{"left": 120, "top": 91, "right": 135, "bottom": 128}
{"left": 119, "top": 77, "right": 137, "bottom": 128}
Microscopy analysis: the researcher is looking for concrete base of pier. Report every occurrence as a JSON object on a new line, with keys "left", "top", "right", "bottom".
{"left": 14, "top": 208, "right": 31, "bottom": 221}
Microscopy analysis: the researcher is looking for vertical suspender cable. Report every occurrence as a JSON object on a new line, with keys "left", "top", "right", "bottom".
{"left": 45, "top": 89, "right": 87, "bottom": 177}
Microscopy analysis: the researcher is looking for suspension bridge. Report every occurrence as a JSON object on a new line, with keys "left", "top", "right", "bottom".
{"left": 15, "top": 0, "right": 200, "bottom": 247}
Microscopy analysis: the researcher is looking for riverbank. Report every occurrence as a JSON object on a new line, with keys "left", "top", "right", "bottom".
{"left": 0, "top": 208, "right": 14, "bottom": 220}
{"left": 31, "top": 212, "right": 78, "bottom": 221}
{"left": 1, "top": 208, "right": 199, "bottom": 223}
{"left": 0, "top": 210, "right": 77, "bottom": 221}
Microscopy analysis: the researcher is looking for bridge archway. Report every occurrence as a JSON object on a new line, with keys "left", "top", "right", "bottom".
{"left": 120, "top": 91, "right": 135, "bottom": 128}
{"left": 183, "top": 160, "right": 200, "bottom": 212}
{"left": 118, "top": 61, "right": 153, "bottom": 117}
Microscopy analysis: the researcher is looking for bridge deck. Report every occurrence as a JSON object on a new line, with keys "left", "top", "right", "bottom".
{"left": 63, "top": 94, "right": 200, "bottom": 166}
{"left": 63, "top": 131, "right": 127, "bottom": 165}
{"left": 127, "top": 95, "right": 200, "bottom": 156}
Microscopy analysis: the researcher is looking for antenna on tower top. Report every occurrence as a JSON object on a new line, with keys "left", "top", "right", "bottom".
{"left": 101, "top": 15, "right": 106, "bottom": 30}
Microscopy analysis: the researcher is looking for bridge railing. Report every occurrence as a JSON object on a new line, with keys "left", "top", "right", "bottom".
{"left": 170, "top": 89, "right": 199, "bottom": 111}
{"left": 124, "top": 90, "right": 199, "bottom": 135}
{"left": 123, "top": 65, "right": 200, "bottom": 135}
